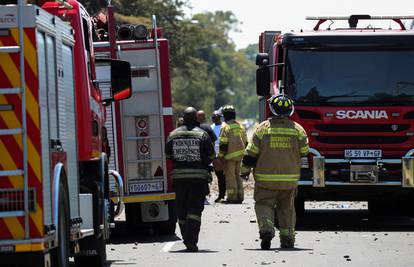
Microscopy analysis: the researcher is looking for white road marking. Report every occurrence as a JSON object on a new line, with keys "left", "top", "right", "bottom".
{"left": 161, "top": 241, "right": 176, "bottom": 252}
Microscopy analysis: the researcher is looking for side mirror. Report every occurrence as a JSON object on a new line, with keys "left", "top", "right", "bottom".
{"left": 110, "top": 60, "right": 132, "bottom": 101}
{"left": 256, "top": 53, "right": 269, "bottom": 66}
{"left": 256, "top": 67, "right": 270, "bottom": 97}
{"left": 96, "top": 59, "right": 132, "bottom": 105}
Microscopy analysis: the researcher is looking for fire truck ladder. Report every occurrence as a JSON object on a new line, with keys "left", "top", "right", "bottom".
{"left": 123, "top": 16, "right": 168, "bottom": 187}
{"left": 152, "top": 15, "right": 168, "bottom": 189}
{"left": 0, "top": 0, "right": 31, "bottom": 239}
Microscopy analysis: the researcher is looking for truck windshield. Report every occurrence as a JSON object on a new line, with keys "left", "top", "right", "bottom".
{"left": 285, "top": 49, "right": 414, "bottom": 106}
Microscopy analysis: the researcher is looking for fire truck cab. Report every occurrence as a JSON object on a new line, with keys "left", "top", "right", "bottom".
{"left": 256, "top": 15, "right": 414, "bottom": 215}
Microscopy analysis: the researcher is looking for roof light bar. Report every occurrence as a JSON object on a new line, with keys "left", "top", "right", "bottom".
{"left": 307, "top": 15, "right": 414, "bottom": 30}
{"left": 306, "top": 15, "right": 414, "bottom": 20}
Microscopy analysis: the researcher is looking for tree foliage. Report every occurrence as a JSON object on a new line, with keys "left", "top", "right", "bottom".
{"left": 78, "top": 0, "right": 258, "bottom": 119}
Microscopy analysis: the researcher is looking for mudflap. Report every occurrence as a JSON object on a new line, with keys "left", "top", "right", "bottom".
{"left": 0, "top": 251, "right": 51, "bottom": 267}
{"left": 74, "top": 235, "right": 106, "bottom": 267}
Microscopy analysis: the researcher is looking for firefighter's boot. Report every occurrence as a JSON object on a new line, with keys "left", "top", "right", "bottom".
{"left": 185, "top": 242, "right": 199, "bottom": 252}
{"left": 178, "top": 220, "right": 187, "bottom": 243}
{"left": 260, "top": 232, "right": 273, "bottom": 250}
{"left": 280, "top": 234, "right": 295, "bottom": 248}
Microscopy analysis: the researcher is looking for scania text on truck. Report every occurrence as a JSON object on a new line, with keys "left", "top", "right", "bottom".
{"left": 256, "top": 15, "right": 414, "bottom": 215}
{"left": 0, "top": 1, "right": 131, "bottom": 266}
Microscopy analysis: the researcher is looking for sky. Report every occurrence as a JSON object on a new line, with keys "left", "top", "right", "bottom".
{"left": 186, "top": 0, "right": 414, "bottom": 49}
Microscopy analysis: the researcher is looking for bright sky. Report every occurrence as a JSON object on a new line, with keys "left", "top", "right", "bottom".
{"left": 187, "top": 0, "right": 414, "bottom": 49}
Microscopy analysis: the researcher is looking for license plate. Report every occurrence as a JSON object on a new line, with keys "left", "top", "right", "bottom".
{"left": 344, "top": 149, "right": 382, "bottom": 158}
{"left": 129, "top": 181, "right": 164, "bottom": 193}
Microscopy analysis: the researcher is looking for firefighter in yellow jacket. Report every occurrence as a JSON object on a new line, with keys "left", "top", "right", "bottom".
{"left": 241, "top": 95, "right": 309, "bottom": 249}
{"left": 218, "top": 105, "right": 247, "bottom": 203}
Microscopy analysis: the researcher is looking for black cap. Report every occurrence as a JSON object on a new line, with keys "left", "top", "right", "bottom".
{"left": 183, "top": 107, "right": 197, "bottom": 124}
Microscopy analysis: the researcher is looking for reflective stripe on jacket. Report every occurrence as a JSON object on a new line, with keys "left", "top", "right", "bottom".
{"left": 218, "top": 120, "right": 247, "bottom": 161}
{"left": 242, "top": 117, "right": 309, "bottom": 190}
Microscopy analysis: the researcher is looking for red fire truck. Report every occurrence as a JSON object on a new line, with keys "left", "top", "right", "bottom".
{"left": 93, "top": 10, "right": 176, "bottom": 234}
{"left": 0, "top": 1, "right": 131, "bottom": 266}
{"left": 256, "top": 15, "right": 414, "bottom": 215}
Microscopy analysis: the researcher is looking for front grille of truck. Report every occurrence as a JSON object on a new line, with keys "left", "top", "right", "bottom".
{"left": 316, "top": 136, "right": 409, "bottom": 144}
{"left": 314, "top": 124, "right": 410, "bottom": 132}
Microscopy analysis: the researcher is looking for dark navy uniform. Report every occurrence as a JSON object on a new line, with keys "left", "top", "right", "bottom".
{"left": 166, "top": 119, "right": 215, "bottom": 251}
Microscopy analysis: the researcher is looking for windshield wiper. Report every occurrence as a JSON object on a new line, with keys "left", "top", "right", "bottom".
{"left": 320, "top": 94, "right": 371, "bottom": 103}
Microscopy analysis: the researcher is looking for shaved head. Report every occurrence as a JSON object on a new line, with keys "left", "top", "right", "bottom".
{"left": 183, "top": 107, "right": 197, "bottom": 124}
{"left": 196, "top": 110, "right": 206, "bottom": 123}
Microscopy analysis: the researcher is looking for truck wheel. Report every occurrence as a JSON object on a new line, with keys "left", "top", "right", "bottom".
{"left": 125, "top": 203, "right": 150, "bottom": 234}
{"left": 295, "top": 197, "right": 305, "bottom": 217}
{"left": 368, "top": 199, "right": 391, "bottom": 216}
{"left": 154, "top": 222, "right": 176, "bottom": 235}
{"left": 395, "top": 195, "right": 414, "bottom": 216}
{"left": 74, "top": 235, "right": 106, "bottom": 267}
{"left": 154, "top": 200, "right": 177, "bottom": 235}
{"left": 52, "top": 183, "right": 70, "bottom": 267}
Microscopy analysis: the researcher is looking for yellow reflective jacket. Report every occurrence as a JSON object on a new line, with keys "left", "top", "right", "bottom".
{"left": 218, "top": 120, "right": 247, "bottom": 161}
{"left": 242, "top": 117, "right": 309, "bottom": 190}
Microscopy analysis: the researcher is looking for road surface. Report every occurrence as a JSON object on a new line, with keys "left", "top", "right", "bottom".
{"left": 101, "top": 197, "right": 414, "bottom": 267}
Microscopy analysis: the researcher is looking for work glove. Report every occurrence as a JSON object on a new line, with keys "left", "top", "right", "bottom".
{"left": 240, "top": 174, "right": 250, "bottom": 181}
{"left": 240, "top": 165, "right": 251, "bottom": 181}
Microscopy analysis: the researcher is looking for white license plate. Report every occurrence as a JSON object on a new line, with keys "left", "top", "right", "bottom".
{"left": 129, "top": 181, "right": 164, "bottom": 193}
{"left": 344, "top": 149, "right": 382, "bottom": 158}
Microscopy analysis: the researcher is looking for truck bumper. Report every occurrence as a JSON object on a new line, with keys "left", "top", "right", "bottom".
{"left": 297, "top": 184, "right": 414, "bottom": 201}
{"left": 0, "top": 238, "right": 54, "bottom": 267}
{"left": 307, "top": 148, "right": 414, "bottom": 188}
{"left": 0, "top": 250, "right": 51, "bottom": 267}
{"left": 120, "top": 192, "right": 176, "bottom": 204}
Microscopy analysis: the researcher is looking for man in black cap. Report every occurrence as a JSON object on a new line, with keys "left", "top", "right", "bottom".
{"left": 166, "top": 107, "right": 215, "bottom": 252}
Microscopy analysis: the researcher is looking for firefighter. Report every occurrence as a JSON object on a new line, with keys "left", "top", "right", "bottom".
{"left": 165, "top": 107, "right": 215, "bottom": 252}
{"left": 241, "top": 95, "right": 309, "bottom": 249}
{"left": 218, "top": 105, "right": 247, "bottom": 203}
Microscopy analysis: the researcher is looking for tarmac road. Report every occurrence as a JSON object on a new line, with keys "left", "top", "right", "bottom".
{"left": 99, "top": 198, "right": 414, "bottom": 267}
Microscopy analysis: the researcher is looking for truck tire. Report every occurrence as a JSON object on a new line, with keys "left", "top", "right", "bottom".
{"left": 295, "top": 197, "right": 305, "bottom": 217}
{"left": 395, "top": 194, "right": 414, "bottom": 216}
{"left": 154, "top": 222, "right": 176, "bottom": 235}
{"left": 125, "top": 203, "right": 150, "bottom": 234}
{"left": 368, "top": 198, "right": 394, "bottom": 216}
{"left": 153, "top": 200, "right": 177, "bottom": 235}
{"left": 74, "top": 235, "right": 106, "bottom": 267}
{"left": 51, "top": 183, "right": 70, "bottom": 267}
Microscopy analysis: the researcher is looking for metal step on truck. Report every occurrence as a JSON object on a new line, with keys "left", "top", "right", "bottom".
{"left": 0, "top": 1, "right": 131, "bottom": 266}
{"left": 93, "top": 9, "right": 176, "bottom": 235}
{"left": 256, "top": 15, "right": 414, "bottom": 216}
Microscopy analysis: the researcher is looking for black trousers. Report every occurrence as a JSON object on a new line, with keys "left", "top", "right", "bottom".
{"left": 215, "top": 170, "right": 226, "bottom": 198}
{"left": 174, "top": 180, "right": 209, "bottom": 245}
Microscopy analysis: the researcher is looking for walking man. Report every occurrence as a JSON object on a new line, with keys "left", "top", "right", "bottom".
{"left": 196, "top": 110, "right": 217, "bottom": 143}
{"left": 218, "top": 105, "right": 247, "bottom": 203}
{"left": 211, "top": 110, "right": 226, "bottom": 202}
{"left": 241, "top": 95, "right": 309, "bottom": 249}
{"left": 166, "top": 107, "right": 215, "bottom": 252}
